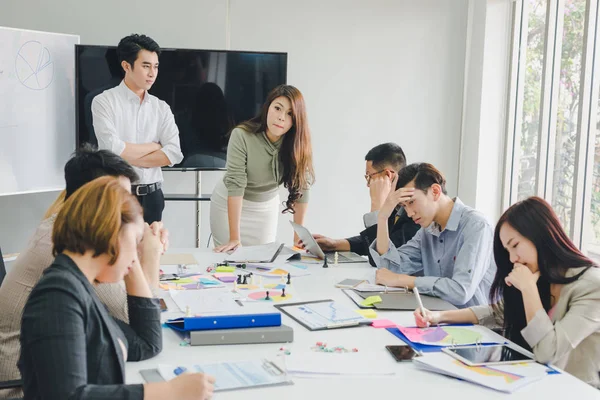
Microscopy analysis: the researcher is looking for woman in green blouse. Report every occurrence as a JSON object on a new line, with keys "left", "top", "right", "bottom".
{"left": 210, "top": 85, "right": 314, "bottom": 251}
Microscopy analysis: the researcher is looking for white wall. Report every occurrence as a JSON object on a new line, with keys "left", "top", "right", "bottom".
{"left": 229, "top": 0, "right": 468, "bottom": 243}
{"left": 0, "top": 0, "right": 469, "bottom": 252}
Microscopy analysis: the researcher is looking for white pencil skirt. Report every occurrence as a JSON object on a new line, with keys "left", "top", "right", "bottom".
{"left": 210, "top": 179, "right": 280, "bottom": 247}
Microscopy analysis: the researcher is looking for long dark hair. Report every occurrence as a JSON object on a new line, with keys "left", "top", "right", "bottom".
{"left": 236, "top": 85, "right": 314, "bottom": 213}
{"left": 491, "top": 196, "right": 595, "bottom": 349}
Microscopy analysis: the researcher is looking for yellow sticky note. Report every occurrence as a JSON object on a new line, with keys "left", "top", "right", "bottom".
{"left": 169, "top": 278, "right": 196, "bottom": 284}
{"left": 360, "top": 295, "right": 382, "bottom": 306}
{"left": 216, "top": 266, "right": 236, "bottom": 272}
{"left": 355, "top": 309, "right": 378, "bottom": 319}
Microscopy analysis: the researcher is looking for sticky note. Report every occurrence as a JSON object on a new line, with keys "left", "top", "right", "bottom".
{"left": 215, "top": 266, "right": 236, "bottom": 272}
{"left": 360, "top": 295, "right": 382, "bottom": 306}
{"left": 371, "top": 319, "right": 398, "bottom": 329}
{"left": 214, "top": 273, "right": 237, "bottom": 283}
{"left": 289, "top": 262, "right": 308, "bottom": 270}
{"left": 169, "top": 278, "right": 196, "bottom": 284}
{"left": 355, "top": 309, "right": 378, "bottom": 319}
{"left": 199, "top": 278, "right": 220, "bottom": 285}
{"left": 159, "top": 283, "right": 184, "bottom": 291}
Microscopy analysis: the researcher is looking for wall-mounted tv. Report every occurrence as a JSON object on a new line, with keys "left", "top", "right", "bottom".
{"left": 75, "top": 45, "right": 287, "bottom": 168}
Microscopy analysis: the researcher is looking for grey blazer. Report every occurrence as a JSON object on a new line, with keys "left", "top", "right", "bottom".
{"left": 472, "top": 266, "right": 600, "bottom": 388}
{"left": 18, "top": 254, "right": 163, "bottom": 399}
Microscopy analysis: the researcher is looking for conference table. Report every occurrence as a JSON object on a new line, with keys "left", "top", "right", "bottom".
{"left": 125, "top": 248, "right": 600, "bottom": 399}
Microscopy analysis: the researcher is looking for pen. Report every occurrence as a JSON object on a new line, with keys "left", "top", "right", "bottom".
{"left": 413, "top": 287, "right": 429, "bottom": 327}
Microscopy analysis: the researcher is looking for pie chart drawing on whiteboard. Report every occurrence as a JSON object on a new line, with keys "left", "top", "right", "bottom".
{"left": 15, "top": 41, "right": 54, "bottom": 90}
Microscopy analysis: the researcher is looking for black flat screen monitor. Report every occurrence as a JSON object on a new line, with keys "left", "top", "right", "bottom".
{"left": 75, "top": 45, "right": 287, "bottom": 168}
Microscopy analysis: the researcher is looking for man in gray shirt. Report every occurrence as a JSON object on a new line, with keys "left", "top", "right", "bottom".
{"left": 370, "top": 163, "right": 496, "bottom": 307}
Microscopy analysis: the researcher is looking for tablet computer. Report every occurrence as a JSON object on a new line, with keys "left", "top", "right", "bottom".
{"left": 289, "top": 221, "right": 365, "bottom": 263}
{"left": 442, "top": 344, "right": 535, "bottom": 366}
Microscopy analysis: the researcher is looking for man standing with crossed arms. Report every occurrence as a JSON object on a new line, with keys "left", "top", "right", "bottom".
{"left": 92, "top": 34, "right": 183, "bottom": 223}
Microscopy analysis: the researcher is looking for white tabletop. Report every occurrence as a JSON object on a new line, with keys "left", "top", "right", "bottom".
{"left": 126, "top": 249, "right": 600, "bottom": 399}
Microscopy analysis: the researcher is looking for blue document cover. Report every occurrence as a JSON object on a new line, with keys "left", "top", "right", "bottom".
{"left": 385, "top": 326, "right": 501, "bottom": 353}
{"left": 166, "top": 313, "right": 282, "bottom": 332}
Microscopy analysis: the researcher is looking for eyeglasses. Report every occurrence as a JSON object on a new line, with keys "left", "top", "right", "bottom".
{"left": 364, "top": 170, "right": 386, "bottom": 183}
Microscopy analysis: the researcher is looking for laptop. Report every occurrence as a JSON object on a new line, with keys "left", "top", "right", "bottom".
{"left": 289, "top": 221, "right": 366, "bottom": 263}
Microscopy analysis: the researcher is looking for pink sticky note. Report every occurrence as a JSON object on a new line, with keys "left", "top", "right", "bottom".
{"left": 371, "top": 319, "right": 398, "bottom": 329}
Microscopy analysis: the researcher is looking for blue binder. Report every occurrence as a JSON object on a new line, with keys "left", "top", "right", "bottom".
{"left": 166, "top": 313, "right": 282, "bottom": 332}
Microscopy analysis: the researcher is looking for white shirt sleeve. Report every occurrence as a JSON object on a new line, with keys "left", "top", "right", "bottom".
{"left": 158, "top": 104, "right": 183, "bottom": 166}
{"left": 91, "top": 94, "right": 126, "bottom": 156}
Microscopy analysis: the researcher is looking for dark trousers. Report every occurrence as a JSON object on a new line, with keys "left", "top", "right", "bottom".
{"left": 136, "top": 189, "right": 165, "bottom": 224}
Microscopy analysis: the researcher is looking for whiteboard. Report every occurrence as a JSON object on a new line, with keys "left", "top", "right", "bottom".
{"left": 0, "top": 27, "right": 79, "bottom": 196}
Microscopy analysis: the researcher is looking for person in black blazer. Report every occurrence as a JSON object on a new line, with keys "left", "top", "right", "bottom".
{"left": 19, "top": 176, "right": 215, "bottom": 400}
{"left": 346, "top": 206, "right": 420, "bottom": 266}
{"left": 305, "top": 143, "right": 420, "bottom": 266}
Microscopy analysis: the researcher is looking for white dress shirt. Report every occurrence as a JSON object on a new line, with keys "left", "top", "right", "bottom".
{"left": 91, "top": 81, "right": 183, "bottom": 184}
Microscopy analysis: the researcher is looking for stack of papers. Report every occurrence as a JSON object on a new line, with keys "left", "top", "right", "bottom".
{"left": 413, "top": 352, "right": 550, "bottom": 393}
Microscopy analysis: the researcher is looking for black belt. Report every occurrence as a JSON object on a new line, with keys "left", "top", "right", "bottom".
{"left": 132, "top": 182, "right": 162, "bottom": 196}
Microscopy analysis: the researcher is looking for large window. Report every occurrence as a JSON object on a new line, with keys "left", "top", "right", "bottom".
{"left": 551, "top": 0, "right": 586, "bottom": 237}
{"left": 516, "top": 0, "right": 548, "bottom": 201}
{"left": 506, "top": 0, "right": 600, "bottom": 257}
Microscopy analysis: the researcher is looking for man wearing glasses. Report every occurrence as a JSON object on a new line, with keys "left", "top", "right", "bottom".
{"left": 309, "top": 143, "right": 420, "bottom": 266}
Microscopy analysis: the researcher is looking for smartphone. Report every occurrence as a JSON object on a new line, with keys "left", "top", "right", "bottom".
{"left": 385, "top": 345, "right": 419, "bottom": 362}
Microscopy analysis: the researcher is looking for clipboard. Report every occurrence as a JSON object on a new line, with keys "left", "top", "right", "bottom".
{"left": 274, "top": 299, "right": 372, "bottom": 331}
{"left": 142, "top": 359, "right": 295, "bottom": 391}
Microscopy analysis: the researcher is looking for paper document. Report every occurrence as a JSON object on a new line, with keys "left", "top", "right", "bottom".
{"left": 157, "top": 359, "right": 291, "bottom": 391}
{"left": 159, "top": 275, "right": 224, "bottom": 291}
{"left": 285, "top": 352, "right": 396, "bottom": 377}
{"left": 249, "top": 263, "right": 311, "bottom": 278}
{"left": 413, "top": 352, "right": 550, "bottom": 393}
{"left": 225, "top": 242, "right": 284, "bottom": 263}
{"left": 398, "top": 325, "right": 502, "bottom": 346}
{"left": 169, "top": 289, "right": 240, "bottom": 315}
{"left": 342, "top": 289, "right": 372, "bottom": 308}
